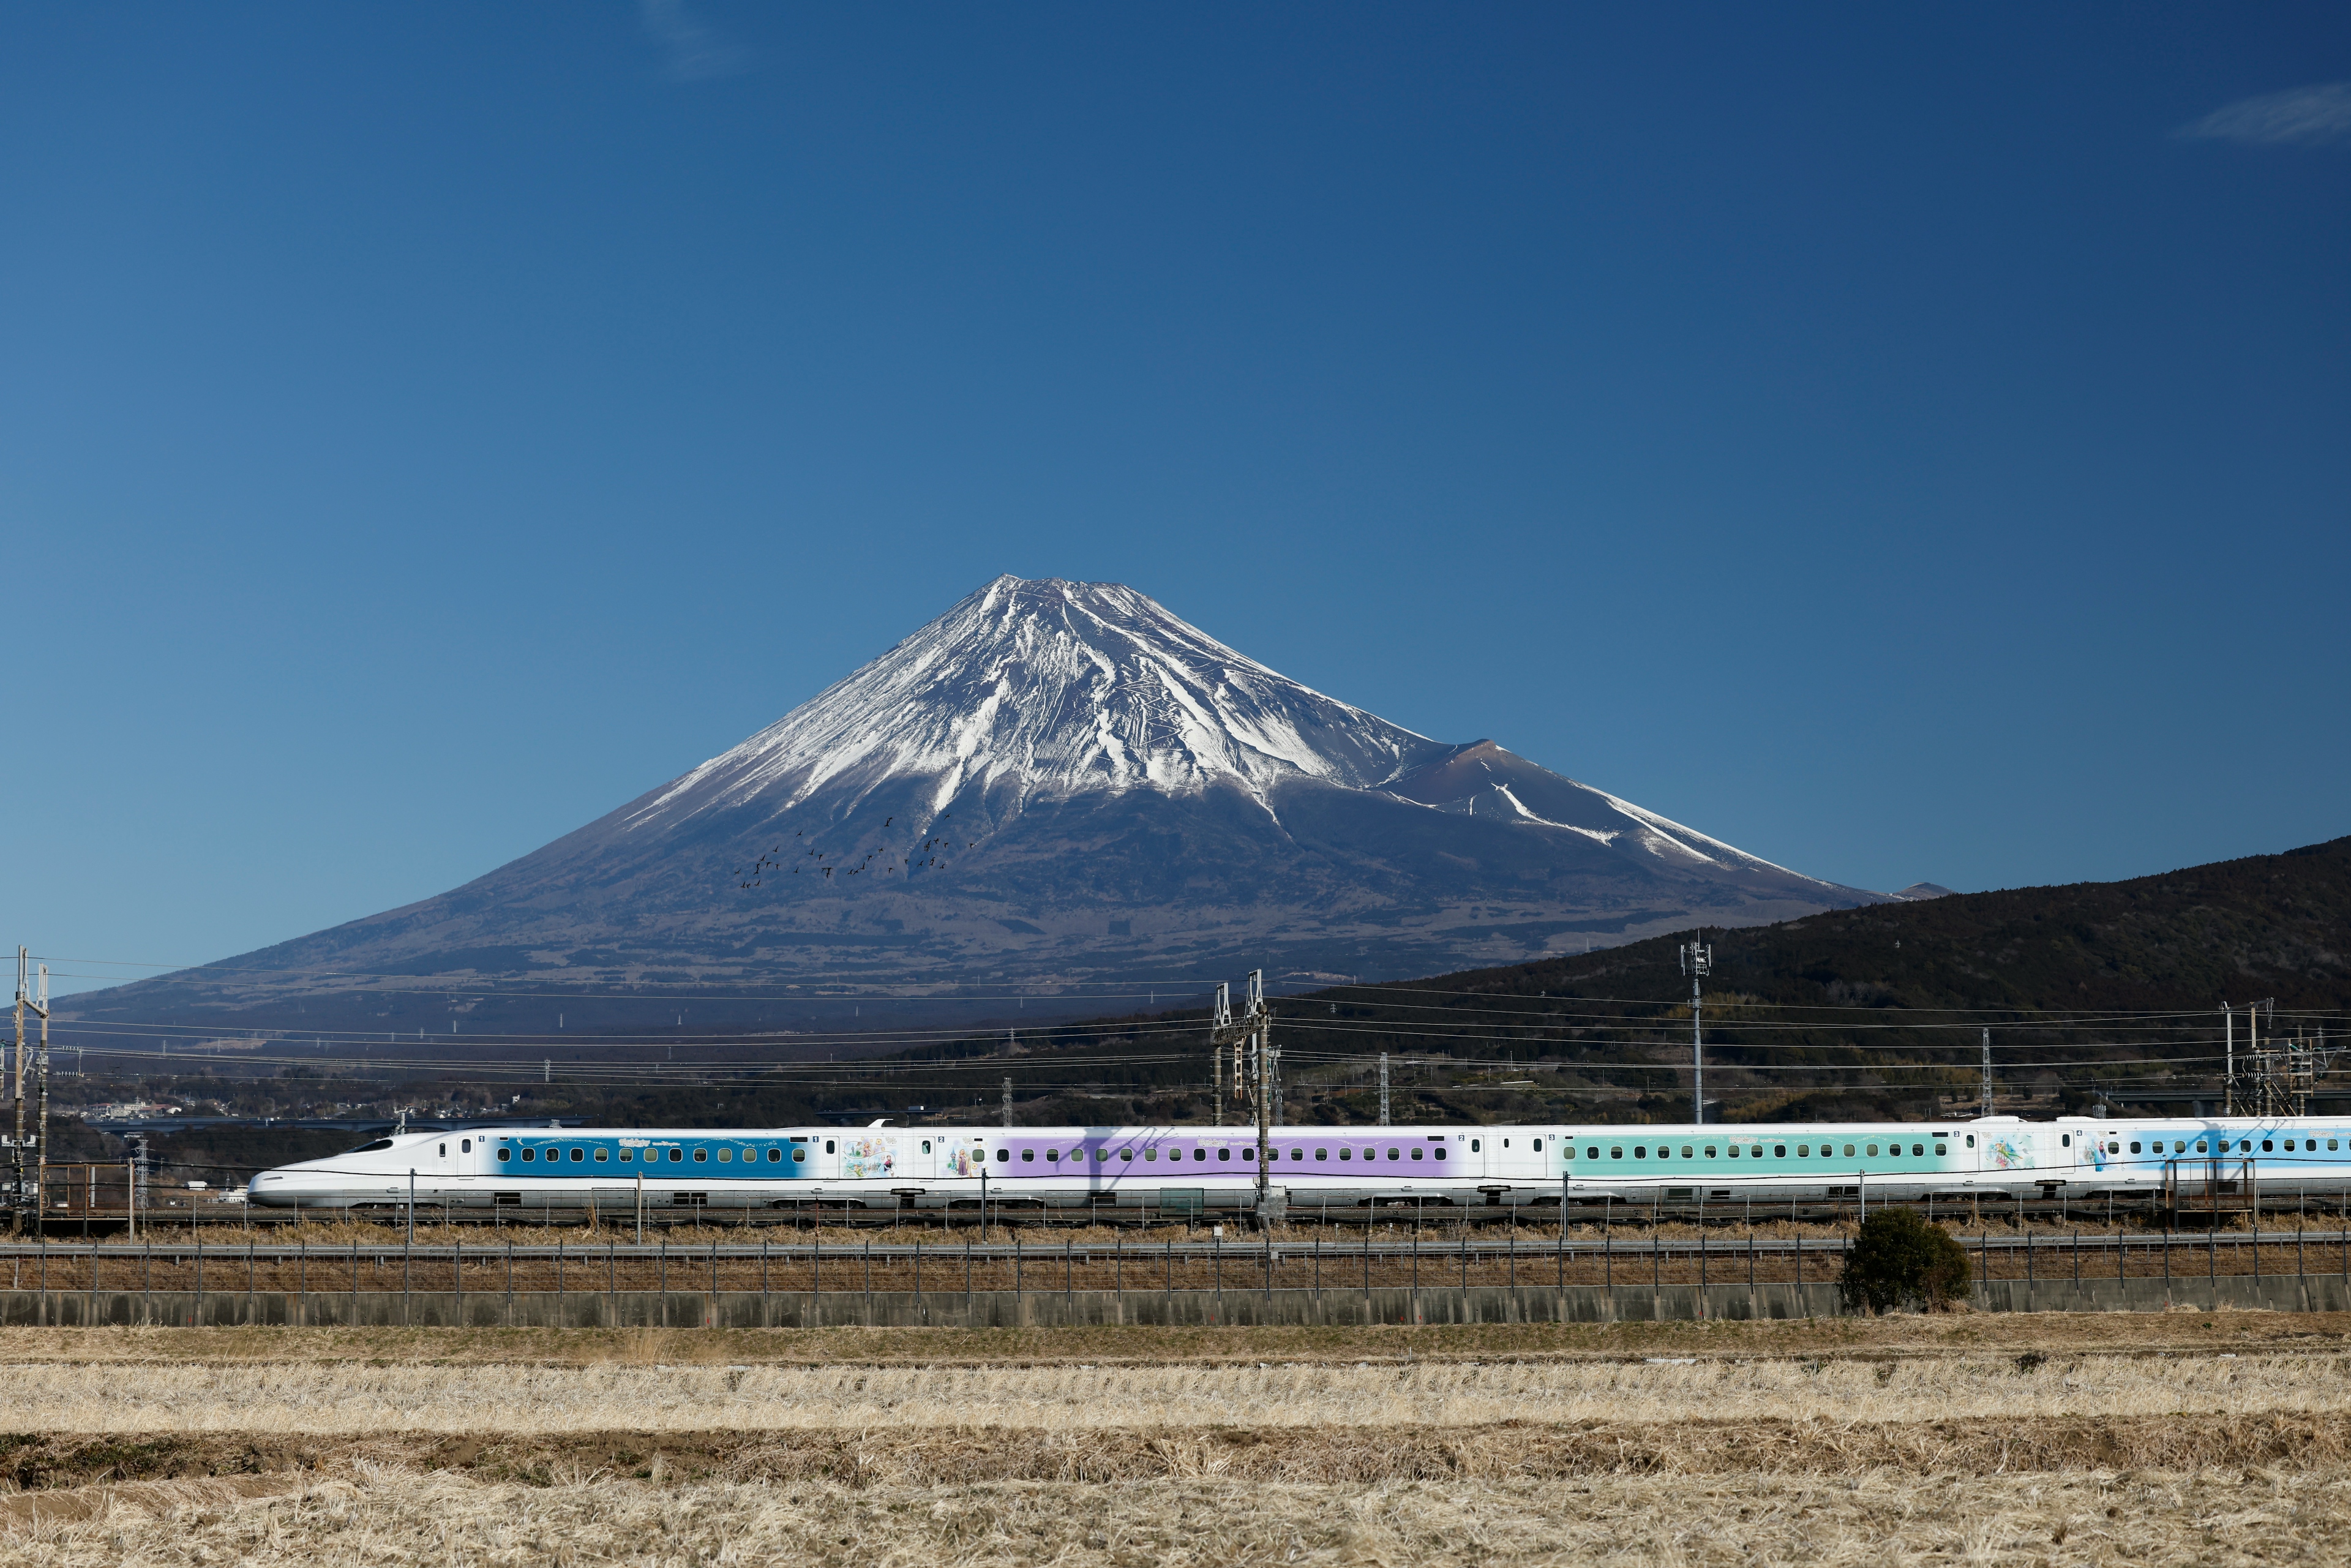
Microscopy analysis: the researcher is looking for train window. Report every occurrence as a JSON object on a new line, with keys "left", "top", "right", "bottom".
{"left": 1935, "top": 1144, "right": 1946, "bottom": 1155}
{"left": 1796, "top": 1145, "right": 1809, "bottom": 1157}
{"left": 1242, "top": 1148, "right": 1256, "bottom": 1161}
{"left": 1471, "top": 1139, "right": 1481, "bottom": 1153}
{"left": 1633, "top": 1147, "right": 1647, "bottom": 1159}
{"left": 1588, "top": 1147, "right": 1601, "bottom": 1159}
{"left": 521, "top": 1149, "right": 536, "bottom": 1162}
{"left": 1217, "top": 1148, "right": 1231, "bottom": 1161}
{"left": 497, "top": 1147, "right": 511, "bottom": 1161}
{"left": 1338, "top": 1148, "right": 1351, "bottom": 1161}
{"left": 667, "top": 1148, "right": 683, "bottom": 1162}
{"left": 1410, "top": 1148, "right": 1423, "bottom": 1161}
{"left": 1683, "top": 1146, "right": 1695, "bottom": 1159}
{"left": 922, "top": 1141, "right": 932, "bottom": 1154}
{"left": 1291, "top": 1148, "right": 1304, "bottom": 1160}
{"left": 595, "top": 1148, "right": 609, "bottom": 1162}
{"left": 1727, "top": 1146, "right": 1739, "bottom": 1158}
{"left": 1144, "top": 1148, "right": 1158, "bottom": 1161}
{"left": 718, "top": 1149, "right": 733, "bottom": 1163}
{"left": 462, "top": 1139, "right": 472, "bottom": 1153}
{"left": 2195, "top": 1141, "right": 2207, "bottom": 1154}
{"left": 996, "top": 1149, "right": 1009, "bottom": 1162}
{"left": 1611, "top": 1147, "right": 1624, "bottom": 1160}
{"left": 1866, "top": 1144, "right": 1878, "bottom": 1157}
{"left": 768, "top": 1149, "right": 782, "bottom": 1163}
{"left": 825, "top": 1139, "right": 837, "bottom": 1154}
{"left": 438, "top": 1143, "right": 446, "bottom": 1158}
{"left": 1315, "top": 1149, "right": 1328, "bottom": 1160}
{"left": 1194, "top": 1149, "right": 1207, "bottom": 1161}
{"left": 1021, "top": 1149, "right": 1035, "bottom": 1163}
{"left": 1122, "top": 1148, "right": 1136, "bottom": 1160}
{"left": 620, "top": 1150, "right": 634, "bottom": 1163}
{"left": 2060, "top": 1135, "right": 2070, "bottom": 1147}
{"left": 1387, "top": 1147, "right": 1401, "bottom": 1161}
{"left": 571, "top": 1147, "right": 585, "bottom": 1161}
{"left": 1842, "top": 1145, "right": 1853, "bottom": 1157}
{"left": 2173, "top": 1141, "right": 2186, "bottom": 1153}
{"left": 1774, "top": 1146, "right": 1787, "bottom": 1158}
{"left": 1965, "top": 1135, "right": 1976, "bottom": 1149}
{"left": 1433, "top": 1147, "right": 1445, "bottom": 1160}
{"left": 2262, "top": 1140, "right": 2274, "bottom": 1153}
{"left": 1532, "top": 1138, "right": 1543, "bottom": 1152}
{"left": 1046, "top": 1150, "right": 1059, "bottom": 1163}
{"left": 1703, "top": 1146, "right": 1716, "bottom": 1158}
{"left": 2107, "top": 1141, "right": 2120, "bottom": 1153}
{"left": 692, "top": 1148, "right": 707, "bottom": 1163}
{"left": 1501, "top": 1138, "right": 1509, "bottom": 1148}
{"left": 2129, "top": 1142, "right": 2142, "bottom": 1154}
{"left": 792, "top": 1148, "right": 805, "bottom": 1163}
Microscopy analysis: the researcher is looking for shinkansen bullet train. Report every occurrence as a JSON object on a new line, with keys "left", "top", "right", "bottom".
{"left": 245, "top": 1114, "right": 2351, "bottom": 1212}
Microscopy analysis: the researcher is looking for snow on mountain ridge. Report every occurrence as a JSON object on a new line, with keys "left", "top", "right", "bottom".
{"left": 627, "top": 575, "right": 1445, "bottom": 831}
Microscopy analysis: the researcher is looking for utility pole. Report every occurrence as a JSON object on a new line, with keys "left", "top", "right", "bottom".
{"left": 33, "top": 964, "right": 48, "bottom": 1241}
{"left": 2223, "top": 1002, "right": 2234, "bottom": 1117}
{"left": 1378, "top": 1052, "right": 1390, "bottom": 1126}
{"left": 1680, "top": 934, "right": 1712, "bottom": 1123}
{"left": 1981, "top": 1028, "right": 1993, "bottom": 1117}
{"left": 1205, "top": 970, "right": 1278, "bottom": 1226}
{"left": 10, "top": 948, "right": 24, "bottom": 1231}
{"left": 1209, "top": 985, "right": 1229, "bottom": 1126}
{"left": 1001, "top": 1077, "right": 1012, "bottom": 1127}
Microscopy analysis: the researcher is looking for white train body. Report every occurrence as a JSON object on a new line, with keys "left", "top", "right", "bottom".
{"left": 246, "top": 1114, "right": 2351, "bottom": 1212}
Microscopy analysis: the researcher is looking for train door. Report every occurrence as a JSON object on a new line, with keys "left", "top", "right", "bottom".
{"left": 1491, "top": 1133, "right": 1545, "bottom": 1181}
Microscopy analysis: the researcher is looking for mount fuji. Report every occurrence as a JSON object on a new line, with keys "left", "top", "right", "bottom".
{"left": 72, "top": 576, "right": 1883, "bottom": 1033}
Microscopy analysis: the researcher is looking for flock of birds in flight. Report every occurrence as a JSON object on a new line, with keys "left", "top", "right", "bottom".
{"left": 733, "top": 814, "right": 982, "bottom": 891}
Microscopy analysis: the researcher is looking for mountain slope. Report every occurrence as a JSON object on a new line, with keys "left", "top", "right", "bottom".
{"left": 67, "top": 576, "right": 1881, "bottom": 1034}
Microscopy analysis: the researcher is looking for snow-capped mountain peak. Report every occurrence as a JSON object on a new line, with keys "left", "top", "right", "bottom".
{"left": 631, "top": 575, "right": 1447, "bottom": 830}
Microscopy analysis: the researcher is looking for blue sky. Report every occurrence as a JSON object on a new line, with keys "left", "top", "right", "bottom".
{"left": 4, "top": 4, "right": 2345, "bottom": 993}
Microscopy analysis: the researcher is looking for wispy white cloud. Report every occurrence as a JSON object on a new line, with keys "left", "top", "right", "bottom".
{"left": 639, "top": 0, "right": 751, "bottom": 83}
{"left": 2176, "top": 81, "right": 2351, "bottom": 147}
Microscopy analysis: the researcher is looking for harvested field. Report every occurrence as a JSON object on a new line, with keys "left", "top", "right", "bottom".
{"left": 9, "top": 1464, "right": 2351, "bottom": 1566}
{"left": 4, "top": 1351, "right": 2351, "bottom": 1435}
{"left": 1, "top": 1317, "right": 2348, "bottom": 1564}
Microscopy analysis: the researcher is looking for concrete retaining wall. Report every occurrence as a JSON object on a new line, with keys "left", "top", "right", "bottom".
{"left": 1, "top": 1274, "right": 2345, "bottom": 1327}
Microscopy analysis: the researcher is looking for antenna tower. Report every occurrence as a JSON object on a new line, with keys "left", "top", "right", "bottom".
{"left": 1679, "top": 934, "right": 1712, "bottom": 1124}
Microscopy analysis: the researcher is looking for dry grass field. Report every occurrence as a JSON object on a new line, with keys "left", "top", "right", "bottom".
{"left": 0, "top": 1315, "right": 2347, "bottom": 1564}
